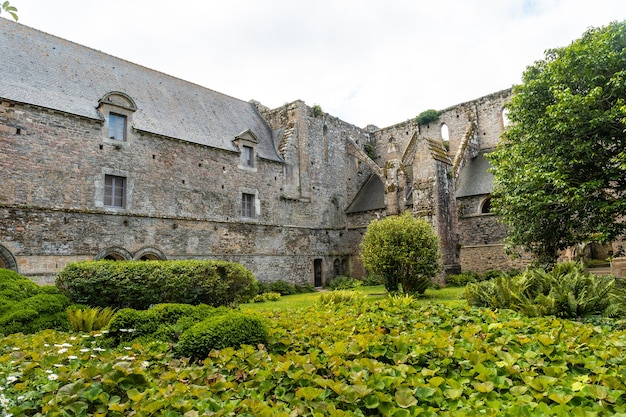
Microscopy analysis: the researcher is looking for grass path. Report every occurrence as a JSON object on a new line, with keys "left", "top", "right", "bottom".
{"left": 241, "top": 285, "right": 466, "bottom": 312}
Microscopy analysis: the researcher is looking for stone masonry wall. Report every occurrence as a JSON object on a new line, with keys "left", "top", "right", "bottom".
{"left": 0, "top": 99, "right": 369, "bottom": 285}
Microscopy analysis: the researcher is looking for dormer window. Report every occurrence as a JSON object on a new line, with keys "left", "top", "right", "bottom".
{"left": 242, "top": 145, "right": 254, "bottom": 168}
{"left": 108, "top": 113, "right": 127, "bottom": 141}
{"left": 233, "top": 129, "right": 259, "bottom": 172}
{"left": 98, "top": 91, "right": 137, "bottom": 145}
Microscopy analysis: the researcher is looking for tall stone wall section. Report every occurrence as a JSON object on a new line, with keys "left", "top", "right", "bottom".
{"left": 0, "top": 99, "right": 369, "bottom": 285}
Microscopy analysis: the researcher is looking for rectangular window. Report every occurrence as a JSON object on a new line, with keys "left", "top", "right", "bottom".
{"left": 242, "top": 145, "right": 254, "bottom": 167}
{"left": 104, "top": 175, "right": 126, "bottom": 208}
{"left": 108, "top": 113, "right": 127, "bottom": 141}
{"left": 241, "top": 193, "right": 255, "bottom": 218}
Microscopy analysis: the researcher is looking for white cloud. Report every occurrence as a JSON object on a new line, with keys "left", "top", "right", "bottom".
{"left": 12, "top": 0, "right": 626, "bottom": 127}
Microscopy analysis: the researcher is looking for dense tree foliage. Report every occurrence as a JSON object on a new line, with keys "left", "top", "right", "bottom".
{"left": 360, "top": 212, "right": 441, "bottom": 294}
{"left": 489, "top": 21, "right": 626, "bottom": 265}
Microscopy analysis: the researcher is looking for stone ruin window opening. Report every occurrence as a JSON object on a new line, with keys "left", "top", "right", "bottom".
{"left": 323, "top": 125, "right": 329, "bottom": 162}
{"left": 441, "top": 123, "right": 449, "bottom": 141}
{"left": 480, "top": 196, "right": 492, "bottom": 214}
{"left": 502, "top": 108, "right": 510, "bottom": 128}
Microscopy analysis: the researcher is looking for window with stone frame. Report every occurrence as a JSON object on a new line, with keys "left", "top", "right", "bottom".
{"left": 241, "top": 193, "right": 255, "bottom": 218}
{"left": 108, "top": 113, "right": 127, "bottom": 141}
{"left": 242, "top": 145, "right": 255, "bottom": 168}
{"left": 104, "top": 174, "right": 126, "bottom": 208}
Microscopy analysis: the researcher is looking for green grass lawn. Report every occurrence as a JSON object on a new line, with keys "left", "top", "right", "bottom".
{"left": 241, "top": 285, "right": 466, "bottom": 312}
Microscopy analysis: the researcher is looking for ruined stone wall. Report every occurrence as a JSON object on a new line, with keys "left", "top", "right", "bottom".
{"left": 457, "top": 195, "right": 529, "bottom": 273}
{"left": 460, "top": 245, "right": 530, "bottom": 274}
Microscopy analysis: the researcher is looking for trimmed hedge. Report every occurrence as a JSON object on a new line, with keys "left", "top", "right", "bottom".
{"left": 104, "top": 303, "right": 230, "bottom": 346}
{"left": 0, "top": 268, "right": 71, "bottom": 335}
{"left": 55, "top": 260, "right": 258, "bottom": 309}
{"left": 177, "top": 312, "right": 268, "bottom": 359}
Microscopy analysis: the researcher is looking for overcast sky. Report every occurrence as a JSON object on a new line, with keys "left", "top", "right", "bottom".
{"left": 8, "top": 0, "right": 626, "bottom": 127}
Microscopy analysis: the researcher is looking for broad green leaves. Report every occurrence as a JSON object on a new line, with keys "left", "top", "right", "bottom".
{"left": 3, "top": 302, "right": 626, "bottom": 415}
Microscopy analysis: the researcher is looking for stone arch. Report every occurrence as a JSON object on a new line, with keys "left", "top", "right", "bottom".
{"left": 480, "top": 196, "right": 492, "bottom": 214}
{"left": 98, "top": 91, "right": 137, "bottom": 111}
{"left": 133, "top": 247, "right": 167, "bottom": 261}
{"left": 95, "top": 246, "right": 132, "bottom": 261}
{"left": 0, "top": 245, "right": 18, "bottom": 272}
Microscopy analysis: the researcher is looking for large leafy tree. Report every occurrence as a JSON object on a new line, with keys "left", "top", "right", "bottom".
{"left": 489, "top": 21, "right": 626, "bottom": 266}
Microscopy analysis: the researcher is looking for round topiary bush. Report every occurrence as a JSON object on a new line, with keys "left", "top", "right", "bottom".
{"left": 177, "top": 312, "right": 268, "bottom": 359}
{"left": 360, "top": 211, "right": 441, "bottom": 294}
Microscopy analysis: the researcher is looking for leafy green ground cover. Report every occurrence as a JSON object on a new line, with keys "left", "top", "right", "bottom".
{"left": 3, "top": 292, "right": 626, "bottom": 416}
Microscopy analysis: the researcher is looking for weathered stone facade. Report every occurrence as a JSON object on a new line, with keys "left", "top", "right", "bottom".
{"left": 4, "top": 19, "right": 617, "bottom": 286}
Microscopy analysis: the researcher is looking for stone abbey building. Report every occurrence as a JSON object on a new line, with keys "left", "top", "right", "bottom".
{"left": 0, "top": 19, "right": 534, "bottom": 284}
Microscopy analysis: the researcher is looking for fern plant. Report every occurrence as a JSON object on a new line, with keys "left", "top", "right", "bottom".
{"left": 67, "top": 306, "right": 116, "bottom": 332}
{"left": 465, "top": 262, "right": 618, "bottom": 319}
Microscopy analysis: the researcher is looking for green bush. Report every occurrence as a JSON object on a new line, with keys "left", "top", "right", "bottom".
{"left": 0, "top": 269, "right": 71, "bottom": 335}
{"left": 445, "top": 271, "right": 481, "bottom": 287}
{"left": 0, "top": 268, "right": 40, "bottom": 304}
{"left": 177, "top": 312, "right": 268, "bottom": 359}
{"left": 104, "top": 303, "right": 231, "bottom": 346}
{"left": 252, "top": 292, "right": 281, "bottom": 303}
{"left": 415, "top": 109, "right": 439, "bottom": 125}
{"left": 465, "top": 262, "right": 617, "bottom": 319}
{"left": 55, "top": 260, "right": 258, "bottom": 309}
{"left": 361, "top": 212, "right": 441, "bottom": 294}
{"left": 361, "top": 274, "right": 385, "bottom": 286}
{"left": 327, "top": 275, "right": 361, "bottom": 290}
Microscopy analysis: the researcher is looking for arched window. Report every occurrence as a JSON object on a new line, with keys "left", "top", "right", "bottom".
{"left": 441, "top": 123, "right": 449, "bottom": 142}
{"left": 0, "top": 244, "right": 18, "bottom": 272}
{"left": 133, "top": 247, "right": 167, "bottom": 261}
{"left": 480, "top": 197, "right": 492, "bottom": 214}
{"left": 333, "top": 259, "right": 341, "bottom": 277}
{"left": 95, "top": 247, "right": 132, "bottom": 261}
{"left": 502, "top": 108, "right": 510, "bottom": 128}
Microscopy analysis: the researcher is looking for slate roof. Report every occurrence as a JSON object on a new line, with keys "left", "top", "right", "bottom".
{"left": 455, "top": 151, "right": 494, "bottom": 198}
{"left": 345, "top": 174, "right": 385, "bottom": 214}
{"left": 0, "top": 20, "right": 283, "bottom": 162}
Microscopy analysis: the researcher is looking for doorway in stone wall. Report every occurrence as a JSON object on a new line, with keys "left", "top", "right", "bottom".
{"left": 314, "top": 259, "right": 323, "bottom": 287}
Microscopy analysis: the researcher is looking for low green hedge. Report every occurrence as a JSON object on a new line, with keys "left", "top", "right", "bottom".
{"left": 55, "top": 260, "right": 258, "bottom": 309}
{"left": 104, "top": 303, "right": 231, "bottom": 346}
{"left": 177, "top": 312, "right": 268, "bottom": 359}
{"left": 0, "top": 268, "right": 71, "bottom": 335}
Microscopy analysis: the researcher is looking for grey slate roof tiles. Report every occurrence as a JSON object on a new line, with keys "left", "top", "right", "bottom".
{"left": 0, "top": 19, "right": 283, "bottom": 162}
